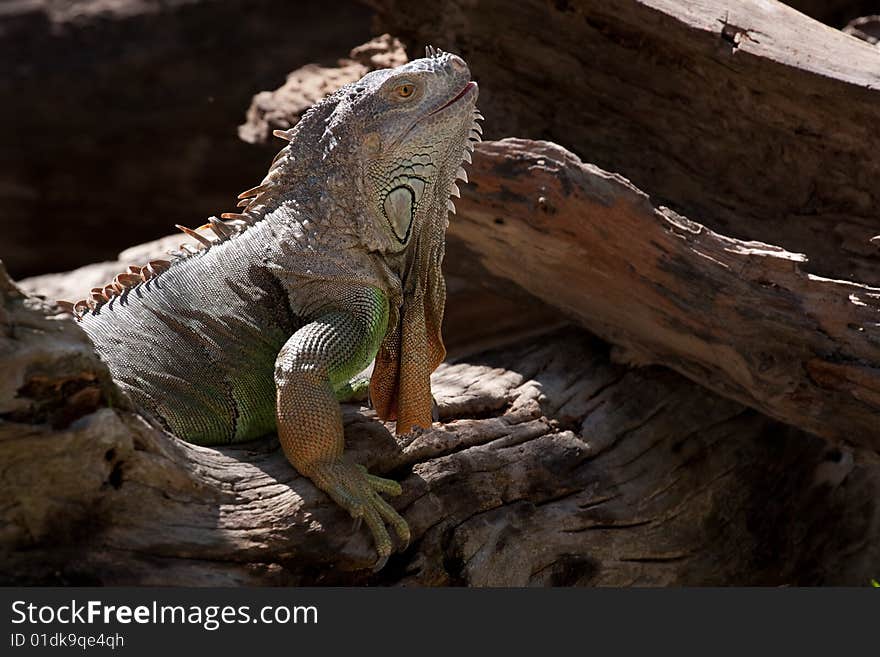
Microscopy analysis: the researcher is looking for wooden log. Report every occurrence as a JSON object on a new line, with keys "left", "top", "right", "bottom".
{"left": 226, "top": 29, "right": 880, "bottom": 446}
{"left": 238, "top": 34, "right": 408, "bottom": 145}
{"left": 366, "top": 0, "right": 880, "bottom": 286}
{"left": 447, "top": 138, "right": 880, "bottom": 447}
{"left": 229, "top": 22, "right": 880, "bottom": 445}
{"left": 4, "top": 261, "right": 878, "bottom": 585}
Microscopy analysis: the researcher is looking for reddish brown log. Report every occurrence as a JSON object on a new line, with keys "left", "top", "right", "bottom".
{"left": 448, "top": 138, "right": 880, "bottom": 447}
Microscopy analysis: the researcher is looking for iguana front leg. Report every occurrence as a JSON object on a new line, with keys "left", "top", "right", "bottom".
{"left": 274, "top": 287, "right": 409, "bottom": 568}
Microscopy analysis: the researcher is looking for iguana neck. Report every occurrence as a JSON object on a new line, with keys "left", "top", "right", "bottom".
{"left": 258, "top": 152, "right": 448, "bottom": 285}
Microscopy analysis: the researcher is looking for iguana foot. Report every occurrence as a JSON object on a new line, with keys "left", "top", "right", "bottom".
{"left": 308, "top": 459, "right": 410, "bottom": 570}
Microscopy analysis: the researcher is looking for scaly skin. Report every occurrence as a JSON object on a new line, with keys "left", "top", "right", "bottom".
{"left": 69, "top": 48, "right": 481, "bottom": 567}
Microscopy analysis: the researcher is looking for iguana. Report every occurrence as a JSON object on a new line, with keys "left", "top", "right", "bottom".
{"left": 58, "top": 47, "right": 481, "bottom": 569}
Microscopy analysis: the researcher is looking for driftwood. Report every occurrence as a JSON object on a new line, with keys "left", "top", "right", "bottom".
{"left": 233, "top": 18, "right": 880, "bottom": 446}
{"left": 21, "top": 140, "right": 880, "bottom": 448}
{"left": 5, "top": 259, "right": 879, "bottom": 586}
{"left": 238, "top": 34, "right": 408, "bottom": 145}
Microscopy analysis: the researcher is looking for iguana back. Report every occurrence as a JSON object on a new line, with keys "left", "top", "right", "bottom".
{"left": 80, "top": 220, "right": 299, "bottom": 444}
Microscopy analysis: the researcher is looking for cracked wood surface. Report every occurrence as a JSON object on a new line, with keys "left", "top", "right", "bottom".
{"left": 11, "top": 134, "right": 880, "bottom": 583}
{"left": 446, "top": 138, "right": 880, "bottom": 449}
{"left": 3, "top": 264, "right": 879, "bottom": 585}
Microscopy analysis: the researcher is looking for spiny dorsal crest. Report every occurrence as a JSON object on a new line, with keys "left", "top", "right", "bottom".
{"left": 56, "top": 260, "right": 172, "bottom": 318}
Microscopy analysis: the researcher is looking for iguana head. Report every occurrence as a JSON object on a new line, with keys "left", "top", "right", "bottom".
{"left": 320, "top": 47, "right": 480, "bottom": 253}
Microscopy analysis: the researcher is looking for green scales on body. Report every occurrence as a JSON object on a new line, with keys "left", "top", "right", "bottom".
{"left": 61, "top": 47, "right": 482, "bottom": 568}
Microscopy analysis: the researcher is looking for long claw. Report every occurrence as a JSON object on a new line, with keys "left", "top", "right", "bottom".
{"left": 373, "top": 554, "right": 389, "bottom": 572}
{"left": 396, "top": 526, "right": 411, "bottom": 552}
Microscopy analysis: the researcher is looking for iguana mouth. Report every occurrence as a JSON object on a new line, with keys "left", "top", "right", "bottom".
{"left": 428, "top": 81, "right": 478, "bottom": 116}
{"left": 392, "top": 81, "right": 478, "bottom": 148}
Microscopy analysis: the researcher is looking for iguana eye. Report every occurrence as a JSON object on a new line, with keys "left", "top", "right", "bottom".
{"left": 396, "top": 83, "right": 415, "bottom": 98}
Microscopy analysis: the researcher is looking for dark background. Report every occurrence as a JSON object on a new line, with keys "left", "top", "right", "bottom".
{"left": 0, "top": 0, "right": 372, "bottom": 278}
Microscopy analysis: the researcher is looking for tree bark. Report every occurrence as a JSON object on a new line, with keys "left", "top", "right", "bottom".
{"left": 231, "top": 31, "right": 880, "bottom": 448}
{"left": 22, "top": 138, "right": 880, "bottom": 448}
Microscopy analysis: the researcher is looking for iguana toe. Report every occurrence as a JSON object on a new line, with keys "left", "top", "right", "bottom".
{"left": 309, "top": 459, "right": 410, "bottom": 568}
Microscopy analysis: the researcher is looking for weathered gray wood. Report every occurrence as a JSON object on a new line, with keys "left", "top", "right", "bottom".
{"left": 239, "top": 34, "right": 408, "bottom": 145}
{"left": 227, "top": 31, "right": 880, "bottom": 447}
{"left": 23, "top": 137, "right": 880, "bottom": 448}
{"left": 4, "top": 260, "right": 879, "bottom": 586}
